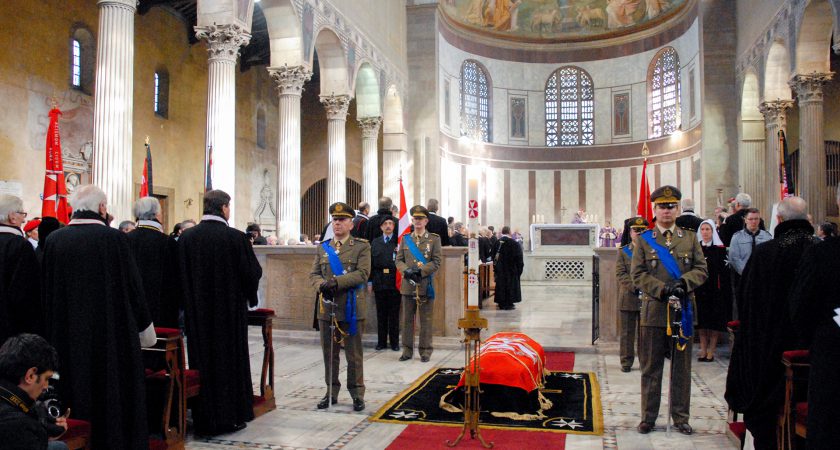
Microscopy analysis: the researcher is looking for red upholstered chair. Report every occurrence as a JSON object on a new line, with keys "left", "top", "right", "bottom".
{"left": 60, "top": 418, "right": 91, "bottom": 450}
{"left": 144, "top": 327, "right": 187, "bottom": 450}
{"left": 248, "top": 308, "right": 276, "bottom": 417}
{"left": 780, "top": 350, "right": 810, "bottom": 449}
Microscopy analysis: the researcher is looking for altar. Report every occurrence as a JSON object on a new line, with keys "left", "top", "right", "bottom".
{"left": 523, "top": 224, "right": 600, "bottom": 284}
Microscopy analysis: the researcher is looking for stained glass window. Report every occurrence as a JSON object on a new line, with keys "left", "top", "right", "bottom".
{"left": 545, "top": 67, "right": 594, "bottom": 147}
{"left": 460, "top": 60, "right": 491, "bottom": 142}
{"left": 71, "top": 40, "right": 81, "bottom": 87}
{"left": 649, "top": 47, "right": 681, "bottom": 138}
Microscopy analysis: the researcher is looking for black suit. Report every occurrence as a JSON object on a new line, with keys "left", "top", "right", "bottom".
{"left": 427, "top": 212, "right": 450, "bottom": 246}
{"left": 370, "top": 234, "right": 401, "bottom": 348}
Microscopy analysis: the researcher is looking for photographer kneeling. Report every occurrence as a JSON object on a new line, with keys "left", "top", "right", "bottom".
{"left": 0, "top": 334, "right": 68, "bottom": 450}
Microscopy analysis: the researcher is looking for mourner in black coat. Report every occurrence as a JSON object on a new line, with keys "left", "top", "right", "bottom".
{"left": 493, "top": 228, "right": 524, "bottom": 310}
{"left": 788, "top": 235, "right": 840, "bottom": 449}
{"left": 694, "top": 220, "right": 731, "bottom": 361}
{"left": 426, "top": 211, "right": 451, "bottom": 247}
{"left": 366, "top": 201, "right": 394, "bottom": 242}
{"left": 127, "top": 215, "right": 181, "bottom": 328}
{"left": 719, "top": 208, "right": 766, "bottom": 246}
{"left": 42, "top": 199, "right": 153, "bottom": 449}
{"left": 725, "top": 202, "right": 816, "bottom": 450}
{"left": 369, "top": 216, "right": 401, "bottom": 351}
{"left": 0, "top": 220, "right": 41, "bottom": 345}
{"left": 178, "top": 191, "right": 263, "bottom": 435}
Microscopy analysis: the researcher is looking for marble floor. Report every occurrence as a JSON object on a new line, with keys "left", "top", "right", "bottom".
{"left": 185, "top": 284, "right": 738, "bottom": 450}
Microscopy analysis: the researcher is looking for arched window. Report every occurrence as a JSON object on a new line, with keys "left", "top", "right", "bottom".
{"left": 648, "top": 47, "right": 681, "bottom": 138}
{"left": 69, "top": 25, "right": 95, "bottom": 94}
{"left": 153, "top": 68, "right": 169, "bottom": 118}
{"left": 459, "top": 60, "right": 491, "bottom": 142}
{"left": 545, "top": 66, "right": 594, "bottom": 146}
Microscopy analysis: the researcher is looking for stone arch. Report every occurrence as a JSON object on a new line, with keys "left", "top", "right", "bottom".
{"left": 313, "top": 27, "right": 350, "bottom": 95}
{"left": 796, "top": 0, "right": 835, "bottom": 74}
{"left": 383, "top": 84, "right": 404, "bottom": 134}
{"left": 741, "top": 69, "right": 761, "bottom": 119}
{"left": 354, "top": 62, "right": 381, "bottom": 118}
{"left": 261, "top": 0, "right": 305, "bottom": 67}
{"left": 764, "top": 40, "right": 792, "bottom": 101}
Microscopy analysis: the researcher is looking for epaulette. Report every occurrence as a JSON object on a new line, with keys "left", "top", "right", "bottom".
{"left": 353, "top": 237, "right": 369, "bottom": 243}
{"left": 428, "top": 232, "right": 440, "bottom": 237}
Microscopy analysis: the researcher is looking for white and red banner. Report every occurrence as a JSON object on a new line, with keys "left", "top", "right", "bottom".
{"left": 42, "top": 108, "right": 70, "bottom": 224}
{"left": 395, "top": 177, "right": 411, "bottom": 288}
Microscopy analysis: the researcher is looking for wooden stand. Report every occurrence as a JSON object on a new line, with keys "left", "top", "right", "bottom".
{"left": 446, "top": 306, "right": 493, "bottom": 448}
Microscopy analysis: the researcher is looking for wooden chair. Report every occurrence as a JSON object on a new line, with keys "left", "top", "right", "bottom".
{"left": 248, "top": 308, "right": 276, "bottom": 417}
{"left": 144, "top": 327, "right": 187, "bottom": 450}
{"left": 780, "top": 350, "right": 810, "bottom": 450}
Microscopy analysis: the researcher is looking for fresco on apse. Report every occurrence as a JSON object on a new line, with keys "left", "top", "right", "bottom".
{"left": 440, "top": 0, "right": 687, "bottom": 41}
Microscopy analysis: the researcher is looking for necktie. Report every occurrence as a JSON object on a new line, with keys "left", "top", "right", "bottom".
{"left": 663, "top": 230, "right": 673, "bottom": 247}
{"left": 751, "top": 232, "right": 756, "bottom": 251}
{"left": 385, "top": 236, "right": 390, "bottom": 243}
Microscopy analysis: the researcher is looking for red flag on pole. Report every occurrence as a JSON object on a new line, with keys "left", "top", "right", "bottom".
{"left": 42, "top": 108, "right": 70, "bottom": 224}
{"left": 139, "top": 158, "right": 149, "bottom": 197}
{"left": 395, "top": 177, "right": 411, "bottom": 289}
{"left": 636, "top": 159, "right": 654, "bottom": 227}
{"left": 779, "top": 130, "right": 790, "bottom": 200}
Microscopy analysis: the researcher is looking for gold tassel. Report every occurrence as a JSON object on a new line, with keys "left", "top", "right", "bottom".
{"left": 439, "top": 390, "right": 463, "bottom": 413}
{"left": 490, "top": 411, "right": 547, "bottom": 421}
{"left": 538, "top": 390, "right": 554, "bottom": 410}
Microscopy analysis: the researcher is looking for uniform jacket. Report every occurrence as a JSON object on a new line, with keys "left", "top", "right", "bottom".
{"left": 630, "top": 226, "right": 708, "bottom": 327}
{"left": 616, "top": 243, "right": 641, "bottom": 311}
{"left": 370, "top": 234, "right": 398, "bottom": 292}
{"left": 395, "top": 231, "right": 442, "bottom": 296}
{"left": 309, "top": 236, "right": 371, "bottom": 322}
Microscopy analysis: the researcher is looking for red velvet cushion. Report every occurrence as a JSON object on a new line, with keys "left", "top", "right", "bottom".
{"left": 727, "top": 320, "right": 740, "bottom": 330}
{"left": 782, "top": 350, "right": 810, "bottom": 364}
{"left": 729, "top": 422, "right": 746, "bottom": 441}
{"left": 154, "top": 327, "right": 181, "bottom": 338}
{"left": 250, "top": 308, "right": 275, "bottom": 317}
{"left": 185, "top": 369, "right": 200, "bottom": 388}
{"left": 62, "top": 419, "right": 91, "bottom": 440}
{"left": 795, "top": 402, "right": 808, "bottom": 424}
{"left": 149, "top": 438, "right": 168, "bottom": 450}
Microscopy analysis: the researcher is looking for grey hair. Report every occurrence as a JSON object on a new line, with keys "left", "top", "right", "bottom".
{"left": 133, "top": 196, "right": 161, "bottom": 220}
{"left": 69, "top": 185, "right": 107, "bottom": 213}
{"left": 427, "top": 198, "right": 440, "bottom": 212}
{"left": 777, "top": 196, "right": 808, "bottom": 221}
{"left": 453, "top": 221, "right": 464, "bottom": 231}
{"left": 735, "top": 193, "right": 752, "bottom": 208}
{"left": 378, "top": 197, "right": 393, "bottom": 210}
{"left": 681, "top": 198, "right": 695, "bottom": 210}
{"left": 0, "top": 194, "right": 23, "bottom": 223}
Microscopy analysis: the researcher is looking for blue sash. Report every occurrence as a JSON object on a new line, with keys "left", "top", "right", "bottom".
{"left": 622, "top": 246, "right": 633, "bottom": 259}
{"left": 322, "top": 241, "right": 360, "bottom": 335}
{"left": 404, "top": 235, "right": 435, "bottom": 299}
{"left": 640, "top": 230, "right": 693, "bottom": 343}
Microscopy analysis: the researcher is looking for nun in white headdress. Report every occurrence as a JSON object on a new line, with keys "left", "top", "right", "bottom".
{"left": 694, "top": 218, "right": 731, "bottom": 362}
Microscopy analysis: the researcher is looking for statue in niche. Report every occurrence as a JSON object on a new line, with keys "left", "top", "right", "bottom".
{"left": 510, "top": 97, "right": 526, "bottom": 139}
{"left": 253, "top": 169, "right": 276, "bottom": 232}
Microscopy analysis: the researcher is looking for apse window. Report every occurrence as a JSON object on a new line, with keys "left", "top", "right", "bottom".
{"left": 460, "top": 60, "right": 492, "bottom": 143}
{"left": 154, "top": 70, "right": 169, "bottom": 119}
{"left": 69, "top": 26, "right": 94, "bottom": 94}
{"left": 71, "top": 40, "right": 81, "bottom": 87}
{"left": 649, "top": 47, "right": 681, "bottom": 138}
{"left": 545, "top": 66, "right": 594, "bottom": 147}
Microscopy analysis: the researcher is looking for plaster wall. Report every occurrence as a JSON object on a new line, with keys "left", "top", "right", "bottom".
{"left": 735, "top": 0, "right": 788, "bottom": 60}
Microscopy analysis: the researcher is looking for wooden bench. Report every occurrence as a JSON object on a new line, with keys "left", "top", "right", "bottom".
{"left": 248, "top": 308, "right": 276, "bottom": 417}
{"left": 144, "top": 327, "right": 187, "bottom": 450}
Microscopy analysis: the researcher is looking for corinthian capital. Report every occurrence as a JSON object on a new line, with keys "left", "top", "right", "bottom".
{"left": 759, "top": 99, "right": 794, "bottom": 129}
{"left": 268, "top": 65, "right": 313, "bottom": 96}
{"left": 358, "top": 116, "right": 382, "bottom": 139}
{"left": 320, "top": 94, "right": 351, "bottom": 120}
{"left": 195, "top": 24, "right": 251, "bottom": 63}
{"left": 789, "top": 72, "right": 834, "bottom": 104}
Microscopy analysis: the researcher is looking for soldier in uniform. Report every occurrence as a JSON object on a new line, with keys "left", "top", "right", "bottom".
{"left": 396, "top": 205, "right": 442, "bottom": 362}
{"left": 631, "top": 186, "right": 708, "bottom": 435}
{"left": 616, "top": 216, "right": 649, "bottom": 373}
{"left": 309, "top": 202, "right": 371, "bottom": 412}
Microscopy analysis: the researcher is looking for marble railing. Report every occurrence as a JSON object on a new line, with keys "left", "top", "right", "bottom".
{"left": 253, "top": 245, "right": 468, "bottom": 337}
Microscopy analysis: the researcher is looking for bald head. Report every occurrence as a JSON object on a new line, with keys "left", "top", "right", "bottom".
{"left": 777, "top": 196, "right": 808, "bottom": 222}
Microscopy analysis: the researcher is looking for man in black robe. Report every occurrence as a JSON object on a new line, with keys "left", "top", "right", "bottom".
{"left": 725, "top": 196, "right": 816, "bottom": 450}
{"left": 426, "top": 199, "right": 451, "bottom": 247}
{"left": 127, "top": 197, "right": 181, "bottom": 328}
{"left": 366, "top": 197, "right": 394, "bottom": 242}
{"left": 494, "top": 226, "right": 523, "bottom": 310}
{"left": 42, "top": 185, "right": 155, "bottom": 450}
{"left": 179, "top": 190, "right": 262, "bottom": 435}
{"left": 0, "top": 194, "right": 42, "bottom": 344}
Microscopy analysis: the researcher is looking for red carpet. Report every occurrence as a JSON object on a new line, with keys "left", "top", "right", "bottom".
{"left": 385, "top": 352, "right": 575, "bottom": 450}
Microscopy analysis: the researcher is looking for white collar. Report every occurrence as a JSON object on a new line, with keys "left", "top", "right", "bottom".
{"left": 0, "top": 224, "right": 23, "bottom": 236}
{"left": 137, "top": 220, "right": 163, "bottom": 232}
{"left": 68, "top": 218, "right": 105, "bottom": 226}
{"left": 201, "top": 215, "right": 228, "bottom": 225}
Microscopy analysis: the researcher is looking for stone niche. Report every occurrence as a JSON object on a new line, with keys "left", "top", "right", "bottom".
{"left": 523, "top": 224, "right": 599, "bottom": 283}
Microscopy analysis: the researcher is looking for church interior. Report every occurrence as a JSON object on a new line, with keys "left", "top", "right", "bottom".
{"left": 2, "top": 0, "right": 839, "bottom": 449}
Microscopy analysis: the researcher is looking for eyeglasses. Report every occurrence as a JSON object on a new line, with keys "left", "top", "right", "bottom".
{"left": 15, "top": 211, "right": 27, "bottom": 217}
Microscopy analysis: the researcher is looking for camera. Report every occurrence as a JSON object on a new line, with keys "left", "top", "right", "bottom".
{"left": 37, "top": 385, "right": 65, "bottom": 419}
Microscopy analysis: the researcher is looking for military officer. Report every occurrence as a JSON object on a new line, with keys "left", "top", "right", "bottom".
{"left": 396, "top": 205, "right": 442, "bottom": 362}
{"left": 631, "top": 186, "right": 708, "bottom": 435}
{"left": 616, "top": 216, "right": 649, "bottom": 373}
{"left": 309, "top": 202, "right": 371, "bottom": 411}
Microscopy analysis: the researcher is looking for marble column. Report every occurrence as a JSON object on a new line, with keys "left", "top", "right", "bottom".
{"left": 320, "top": 94, "right": 351, "bottom": 204}
{"left": 790, "top": 72, "right": 833, "bottom": 221}
{"left": 92, "top": 0, "right": 136, "bottom": 223}
{"left": 268, "top": 65, "right": 312, "bottom": 243}
{"left": 740, "top": 116, "right": 767, "bottom": 214}
{"left": 382, "top": 132, "right": 408, "bottom": 202}
{"left": 195, "top": 24, "right": 251, "bottom": 226}
{"left": 759, "top": 99, "right": 794, "bottom": 213}
{"left": 358, "top": 116, "right": 382, "bottom": 207}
